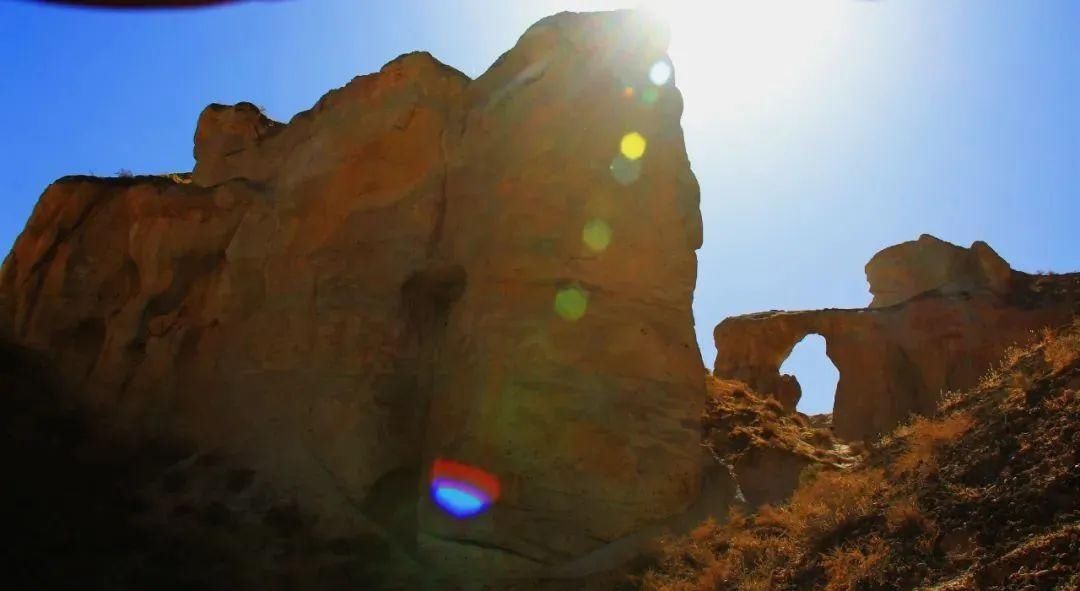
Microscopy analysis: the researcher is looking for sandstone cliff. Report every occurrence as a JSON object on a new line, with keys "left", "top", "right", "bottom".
{"left": 713, "top": 236, "right": 1078, "bottom": 440}
{"left": 0, "top": 10, "right": 704, "bottom": 585}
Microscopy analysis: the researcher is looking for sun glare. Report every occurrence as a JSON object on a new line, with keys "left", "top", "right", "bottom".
{"left": 637, "top": 0, "right": 847, "bottom": 117}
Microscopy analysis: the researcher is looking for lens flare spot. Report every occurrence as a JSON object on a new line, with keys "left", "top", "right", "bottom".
{"left": 583, "top": 219, "right": 612, "bottom": 253}
{"left": 554, "top": 287, "right": 588, "bottom": 321}
{"left": 429, "top": 459, "right": 500, "bottom": 518}
{"left": 609, "top": 155, "right": 642, "bottom": 186}
{"left": 432, "top": 481, "right": 488, "bottom": 518}
{"left": 623, "top": 86, "right": 635, "bottom": 98}
{"left": 641, "top": 86, "right": 660, "bottom": 106}
{"left": 649, "top": 60, "right": 672, "bottom": 86}
{"left": 620, "top": 132, "right": 647, "bottom": 161}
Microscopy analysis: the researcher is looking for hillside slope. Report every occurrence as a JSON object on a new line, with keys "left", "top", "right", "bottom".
{"left": 644, "top": 318, "right": 1080, "bottom": 591}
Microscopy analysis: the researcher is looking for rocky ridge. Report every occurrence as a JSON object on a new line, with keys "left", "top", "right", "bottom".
{"left": 713, "top": 235, "right": 1078, "bottom": 440}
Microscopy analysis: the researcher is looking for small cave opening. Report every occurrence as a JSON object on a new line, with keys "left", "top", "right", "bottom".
{"left": 779, "top": 333, "right": 839, "bottom": 416}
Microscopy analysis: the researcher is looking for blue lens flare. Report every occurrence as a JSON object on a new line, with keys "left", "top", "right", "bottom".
{"left": 431, "top": 479, "right": 491, "bottom": 518}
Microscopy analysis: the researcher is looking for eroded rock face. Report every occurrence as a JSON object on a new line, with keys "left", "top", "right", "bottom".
{"left": 0, "top": 10, "right": 703, "bottom": 585}
{"left": 419, "top": 12, "right": 703, "bottom": 579}
{"left": 713, "top": 236, "right": 1077, "bottom": 440}
{"left": 701, "top": 377, "right": 854, "bottom": 508}
{"left": 866, "top": 234, "right": 1014, "bottom": 308}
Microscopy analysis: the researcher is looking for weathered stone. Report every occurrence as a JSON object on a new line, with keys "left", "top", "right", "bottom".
{"left": 866, "top": 234, "right": 1014, "bottom": 308}
{"left": 191, "top": 102, "right": 281, "bottom": 186}
{"left": 0, "top": 10, "right": 703, "bottom": 584}
{"left": 418, "top": 11, "right": 703, "bottom": 580}
{"left": 733, "top": 445, "right": 814, "bottom": 508}
{"left": 701, "top": 376, "right": 852, "bottom": 509}
{"left": 714, "top": 236, "right": 1077, "bottom": 440}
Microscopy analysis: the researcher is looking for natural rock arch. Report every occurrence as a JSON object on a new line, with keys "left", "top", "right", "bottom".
{"left": 714, "top": 237, "right": 1076, "bottom": 441}
{"left": 778, "top": 333, "right": 839, "bottom": 415}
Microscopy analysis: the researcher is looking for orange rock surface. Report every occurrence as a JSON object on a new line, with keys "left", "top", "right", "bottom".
{"left": 0, "top": 11, "right": 703, "bottom": 583}
{"left": 713, "top": 236, "right": 1077, "bottom": 440}
{"left": 866, "top": 234, "right": 1014, "bottom": 308}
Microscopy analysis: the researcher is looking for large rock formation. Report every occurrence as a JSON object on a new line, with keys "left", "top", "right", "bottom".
{"left": 866, "top": 234, "right": 1014, "bottom": 308}
{"left": 713, "top": 236, "right": 1078, "bottom": 440}
{"left": 0, "top": 11, "right": 704, "bottom": 585}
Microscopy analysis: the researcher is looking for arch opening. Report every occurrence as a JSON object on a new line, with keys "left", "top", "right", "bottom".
{"left": 778, "top": 333, "right": 839, "bottom": 416}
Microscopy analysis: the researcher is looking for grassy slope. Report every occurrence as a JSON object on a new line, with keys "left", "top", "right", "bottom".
{"left": 643, "top": 320, "right": 1080, "bottom": 591}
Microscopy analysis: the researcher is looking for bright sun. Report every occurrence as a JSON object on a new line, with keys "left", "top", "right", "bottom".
{"left": 638, "top": 0, "right": 848, "bottom": 116}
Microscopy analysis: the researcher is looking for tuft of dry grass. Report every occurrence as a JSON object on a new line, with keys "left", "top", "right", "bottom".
{"left": 642, "top": 469, "right": 885, "bottom": 591}
{"left": 977, "top": 364, "right": 1005, "bottom": 389}
{"left": 821, "top": 535, "right": 890, "bottom": 591}
{"left": 1042, "top": 319, "right": 1080, "bottom": 372}
{"left": 760, "top": 469, "right": 885, "bottom": 542}
{"left": 762, "top": 397, "right": 785, "bottom": 415}
{"left": 884, "top": 496, "right": 938, "bottom": 554}
{"left": 977, "top": 335, "right": 1044, "bottom": 390}
{"left": 892, "top": 412, "right": 973, "bottom": 477}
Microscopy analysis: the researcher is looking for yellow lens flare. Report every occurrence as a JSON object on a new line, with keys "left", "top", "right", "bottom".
{"left": 582, "top": 219, "right": 613, "bottom": 253}
{"left": 620, "top": 132, "right": 647, "bottom": 161}
{"left": 554, "top": 287, "right": 588, "bottom": 321}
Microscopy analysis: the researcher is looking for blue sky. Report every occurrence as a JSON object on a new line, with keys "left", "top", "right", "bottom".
{"left": 2, "top": 0, "right": 1078, "bottom": 413}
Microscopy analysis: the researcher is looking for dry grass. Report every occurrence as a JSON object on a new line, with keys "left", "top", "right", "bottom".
{"left": 821, "top": 535, "right": 890, "bottom": 591}
{"left": 976, "top": 364, "right": 1006, "bottom": 389}
{"left": 883, "top": 497, "right": 938, "bottom": 554}
{"left": 1042, "top": 319, "right": 1080, "bottom": 372}
{"left": 760, "top": 469, "right": 885, "bottom": 541}
{"left": 642, "top": 469, "right": 885, "bottom": 591}
{"left": 644, "top": 318, "right": 1080, "bottom": 591}
{"left": 892, "top": 412, "right": 973, "bottom": 477}
{"left": 703, "top": 377, "right": 851, "bottom": 468}
{"left": 977, "top": 336, "right": 1042, "bottom": 389}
